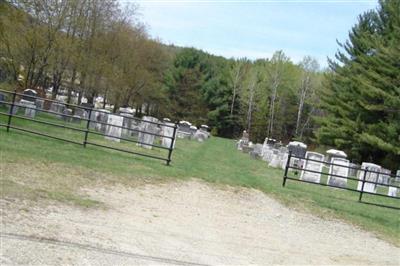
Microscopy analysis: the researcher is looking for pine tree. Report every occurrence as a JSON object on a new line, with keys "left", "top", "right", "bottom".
{"left": 317, "top": 0, "right": 400, "bottom": 169}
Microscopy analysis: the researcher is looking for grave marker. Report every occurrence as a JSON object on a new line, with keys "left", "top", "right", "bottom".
{"left": 357, "top": 163, "right": 381, "bottom": 194}
{"left": 104, "top": 114, "right": 123, "bottom": 142}
{"left": 300, "top": 152, "right": 325, "bottom": 183}
{"left": 327, "top": 158, "right": 350, "bottom": 188}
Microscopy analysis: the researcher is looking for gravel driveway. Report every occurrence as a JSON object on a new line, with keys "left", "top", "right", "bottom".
{"left": 1, "top": 180, "right": 399, "bottom": 265}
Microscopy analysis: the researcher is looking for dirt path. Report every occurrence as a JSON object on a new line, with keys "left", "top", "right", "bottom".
{"left": 1, "top": 180, "right": 399, "bottom": 265}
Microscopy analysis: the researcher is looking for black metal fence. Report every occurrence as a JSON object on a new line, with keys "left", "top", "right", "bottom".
{"left": 0, "top": 89, "right": 177, "bottom": 165}
{"left": 282, "top": 152, "right": 400, "bottom": 209}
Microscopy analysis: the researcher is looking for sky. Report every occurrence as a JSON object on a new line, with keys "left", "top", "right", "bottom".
{"left": 122, "top": 0, "right": 378, "bottom": 68}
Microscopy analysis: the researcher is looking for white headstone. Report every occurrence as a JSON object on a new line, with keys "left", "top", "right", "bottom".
{"left": 280, "top": 152, "right": 289, "bottom": 170}
{"left": 357, "top": 162, "right": 381, "bottom": 193}
{"left": 161, "top": 122, "right": 176, "bottom": 148}
{"left": 20, "top": 100, "right": 36, "bottom": 118}
{"left": 104, "top": 114, "right": 123, "bottom": 142}
{"left": 327, "top": 158, "right": 349, "bottom": 188}
{"left": 300, "top": 152, "right": 325, "bottom": 183}
{"left": 388, "top": 170, "right": 399, "bottom": 197}
{"left": 268, "top": 149, "right": 281, "bottom": 168}
{"left": 193, "top": 130, "right": 208, "bottom": 142}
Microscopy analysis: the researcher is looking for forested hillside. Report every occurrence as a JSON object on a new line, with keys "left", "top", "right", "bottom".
{"left": 0, "top": 0, "right": 398, "bottom": 169}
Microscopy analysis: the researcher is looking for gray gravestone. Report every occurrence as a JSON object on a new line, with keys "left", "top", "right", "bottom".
{"left": 62, "top": 108, "right": 72, "bottom": 122}
{"left": 250, "top": 144, "right": 263, "bottom": 159}
{"left": 0, "top": 93, "right": 6, "bottom": 107}
{"left": 137, "top": 116, "right": 159, "bottom": 149}
{"left": 327, "top": 158, "right": 349, "bottom": 188}
{"left": 120, "top": 113, "right": 134, "bottom": 137}
{"left": 387, "top": 170, "right": 399, "bottom": 197}
{"left": 177, "top": 121, "right": 192, "bottom": 139}
{"left": 357, "top": 163, "right": 381, "bottom": 194}
{"left": 50, "top": 102, "right": 66, "bottom": 118}
{"left": 19, "top": 99, "right": 36, "bottom": 118}
{"left": 378, "top": 168, "right": 391, "bottom": 186}
{"left": 193, "top": 129, "right": 208, "bottom": 142}
{"left": 104, "top": 114, "right": 123, "bottom": 142}
{"left": 75, "top": 108, "right": 88, "bottom": 119}
{"left": 90, "top": 109, "right": 110, "bottom": 132}
{"left": 300, "top": 152, "right": 325, "bottom": 183}
{"left": 287, "top": 141, "right": 307, "bottom": 169}
{"left": 22, "top": 89, "right": 37, "bottom": 102}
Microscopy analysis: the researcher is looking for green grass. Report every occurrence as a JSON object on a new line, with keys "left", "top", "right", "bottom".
{"left": 0, "top": 108, "right": 399, "bottom": 245}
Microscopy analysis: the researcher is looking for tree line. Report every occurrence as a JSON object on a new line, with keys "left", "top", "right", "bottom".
{"left": 1, "top": 0, "right": 398, "bottom": 169}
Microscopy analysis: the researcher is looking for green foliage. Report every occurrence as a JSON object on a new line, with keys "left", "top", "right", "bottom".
{"left": 317, "top": 0, "right": 400, "bottom": 169}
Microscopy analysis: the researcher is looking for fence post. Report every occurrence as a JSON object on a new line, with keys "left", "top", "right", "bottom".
{"left": 83, "top": 108, "right": 92, "bottom": 147}
{"left": 6, "top": 90, "right": 17, "bottom": 132}
{"left": 282, "top": 151, "right": 292, "bottom": 187}
{"left": 359, "top": 167, "right": 369, "bottom": 202}
{"left": 166, "top": 122, "right": 178, "bottom": 166}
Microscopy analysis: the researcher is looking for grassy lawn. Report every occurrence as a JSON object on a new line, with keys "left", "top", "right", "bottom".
{"left": 0, "top": 108, "right": 399, "bottom": 245}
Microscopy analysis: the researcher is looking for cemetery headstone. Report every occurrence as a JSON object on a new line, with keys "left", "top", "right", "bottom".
{"left": 50, "top": 102, "right": 66, "bottom": 118}
{"left": 193, "top": 129, "right": 208, "bottom": 142}
{"left": 0, "top": 92, "right": 6, "bottom": 107}
{"left": 177, "top": 121, "right": 192, "bottom": 139}
{"left": 90, "top": 109, "right": 110, "bottom": 132}
{"left": 356, "top": 162, "right": 381, "bottom": 194}
{"left": 280, "top": 151, "right": 289, "bottom": 170}
{"left": 378, "top": 168, "right": 391, "bottom": 186}
{"left": 263, "top": 148, "right": 275, "bottom": 163}
{"left": 250, "top": 143, "right": 263, "bottom": 159}
{"left": 161, "top": 121, "right": 176, "bottom": 148}
{"left": 237, "top": 130, "right": 250, "bottom": 151}
{"left": 75, "top": 107, "right": 88, "bottom": 119}
{"left": 120, "top": 113, "right": 134, "bottom": 137}
{"left": 261, "top": 138, "right": 273, "bottom": 161}
{"left": 348, "top": 163, "right": 360, "bottom": 177}
{"left": 22, "top": 89, "right": 37, "bottom": 102}
{"left": 189, "top": 126, "right": 198, "bottom": 137}
{"left": 268, "top": 149, "right": 281, "bottom": 168}
{"left": 62, "top": 108, "right": 73, "bottom": 122}
{"left": 277, "top": 147, "right": 289, "bottom": 169}
{"left": 300, "top": 152, "right": 325, "bottom": 183}
{"left": 35, "top": 99, "right": 44, "bottom": 112}
{"left": 199, "top": 125, "right": 210, "bottom": 138}
{"left": 287, "top": 141, "right": 307, "bottom": 169}
{"left": 387, "top": 170, "right": 399, "bottom": 197}
{"left": 19, "top": 99, "right": 36, "bottom": 118}
{"left": 137, "top": 116, "right": 159, "bottom": 149}
{"left": 326, "top": 149, "right": 347, "bottom": 163}
{"left": 104, "top": 114, "right": 123, "bottom": 142}
{"left": 8, "top": 104, "right": 18, "bottom": 115}
{"left": 327, "top": 158, "right": 350, "bottom": 188}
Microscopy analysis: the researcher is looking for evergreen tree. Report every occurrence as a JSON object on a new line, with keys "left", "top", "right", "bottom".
{"left": 317, "top": 0, "right": 400, "bottom": 169}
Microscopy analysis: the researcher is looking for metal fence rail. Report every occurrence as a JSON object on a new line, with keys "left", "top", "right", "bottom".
{"left": 0, "top": 89, "right": 178, "bottom": 165}
{"left": 282, "top": 152, "right": 400, "bottom": 210}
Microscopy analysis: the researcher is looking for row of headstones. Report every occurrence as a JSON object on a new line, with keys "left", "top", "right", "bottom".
{"left": 236, "top": 132, "right": 288, "bottom": 169}
{"left": 176, "top": 121, "right": 210, "bottom": 142}
{"left": 90, "top": 110, "right": 176, "bottom": 149}
{"left": 235, "top": 133, "right": 399, "bottom": 198}
{"left": 8, "top": 96, "right": 87, "bottom": 124}
{"left": 3, "top": 90, "right": 175, "bottom": 150}
{"left": 300, "top": 152, "right": 399, "bottom": 197}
